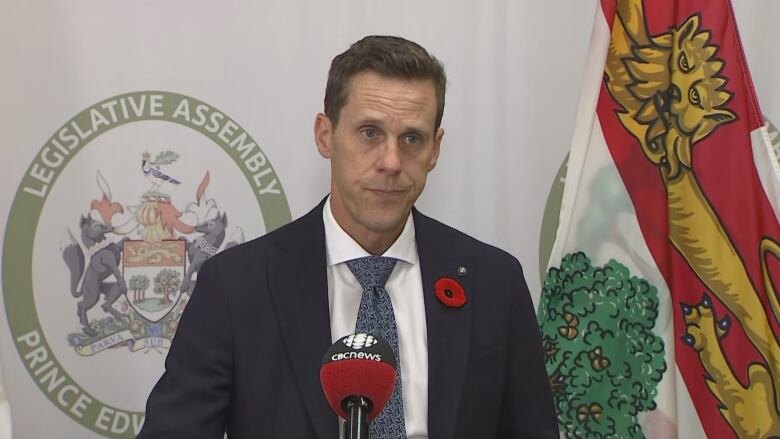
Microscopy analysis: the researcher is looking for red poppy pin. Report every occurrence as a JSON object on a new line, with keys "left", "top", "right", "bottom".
{"left": 435, "top": 277, "right": 467, "bottom": 308}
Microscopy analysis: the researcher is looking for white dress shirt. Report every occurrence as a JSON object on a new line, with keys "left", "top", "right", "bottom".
{"left": 323, "top": 196, "right": 429, "bottom": 438}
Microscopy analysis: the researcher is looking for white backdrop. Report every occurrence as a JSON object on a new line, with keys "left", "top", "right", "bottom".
{"left": 0, "top": 1, "right": 776, "bottom": 437}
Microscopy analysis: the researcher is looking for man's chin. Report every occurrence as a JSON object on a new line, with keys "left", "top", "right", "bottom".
{"left": 361, "top": 210, "right": 409, "bottom": 235}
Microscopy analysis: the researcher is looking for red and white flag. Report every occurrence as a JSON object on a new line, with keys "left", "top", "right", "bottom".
{"left": 537, "top": 0, "right": 780, "bottom": 437}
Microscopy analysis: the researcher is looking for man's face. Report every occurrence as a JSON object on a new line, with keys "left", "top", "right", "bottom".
{"left": 315, "top": 70, "right": 444, "bottom": 250}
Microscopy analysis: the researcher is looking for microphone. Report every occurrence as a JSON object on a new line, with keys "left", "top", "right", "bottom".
{"left": 320, "top": 333, "right": 397, "bottom": 439}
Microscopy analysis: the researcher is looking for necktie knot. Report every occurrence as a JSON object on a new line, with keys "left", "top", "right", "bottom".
{"left": 346, "top": 256, "right": 397, "bottom": 289}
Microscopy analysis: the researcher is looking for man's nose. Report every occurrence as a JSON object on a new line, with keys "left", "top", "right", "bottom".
{"left": 377, "top": 139, "right": 402, "bottom": 173}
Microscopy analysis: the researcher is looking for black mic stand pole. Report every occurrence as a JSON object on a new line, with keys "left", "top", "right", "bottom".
{"left": 343, "top": 396, "right": 372, "bottom": 439}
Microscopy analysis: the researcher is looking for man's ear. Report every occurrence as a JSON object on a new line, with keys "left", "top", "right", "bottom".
{"left": 429, "top": 127, "right": 444, "bottom": 171}
{"left": 314, "top": 113, "right": 333, "bottom": 158}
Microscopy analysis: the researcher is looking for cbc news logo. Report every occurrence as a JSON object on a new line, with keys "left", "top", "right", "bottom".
{"left": 343, "top": 333, "right": 377, "bottom": 350}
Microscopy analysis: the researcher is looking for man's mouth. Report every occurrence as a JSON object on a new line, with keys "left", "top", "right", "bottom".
{"left": 366, "top": 188, "right": 405, "bottom": 197}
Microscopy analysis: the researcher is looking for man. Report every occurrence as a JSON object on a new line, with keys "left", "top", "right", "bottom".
{"left": 139, "top": 35, "right": 557, "bottom": 438}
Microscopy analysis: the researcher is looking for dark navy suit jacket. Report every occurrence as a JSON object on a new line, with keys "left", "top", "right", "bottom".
{"left": 138, "top": 201, "right": 558, "bottom": 438}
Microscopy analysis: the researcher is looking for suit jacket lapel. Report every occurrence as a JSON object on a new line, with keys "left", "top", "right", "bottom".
{"left": 267, "top": 200, "right": 336, "bottom": 439}
{"left": 414, "top": 209, "right": 472, "bottom": 439}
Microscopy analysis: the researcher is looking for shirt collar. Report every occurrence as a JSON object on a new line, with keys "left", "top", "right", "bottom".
{"left": 323, "top": 195, "right": 417, "bottom": 267}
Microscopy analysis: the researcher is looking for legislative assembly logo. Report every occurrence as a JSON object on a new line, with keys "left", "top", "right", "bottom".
{"left": 2, "top": 91, "right": 291, "bottom": 437}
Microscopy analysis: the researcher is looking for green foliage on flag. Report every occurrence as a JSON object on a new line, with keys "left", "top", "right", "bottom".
{"left": 538, "top": 252, "right": 666, "bottom": 438}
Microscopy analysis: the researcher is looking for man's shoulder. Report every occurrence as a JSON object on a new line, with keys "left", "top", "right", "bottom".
{"left": 413, "top": 208, "right": 520, "bottom": 266}
{"left": 200, "top": 201, "right": 324, "bottom": 273}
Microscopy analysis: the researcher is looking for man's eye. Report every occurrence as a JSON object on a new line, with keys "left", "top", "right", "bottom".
{"left": 404, "top": 134, "right": 421, "bottom": 145}
{"left": 360, "top": 128, "right": 377, "bottom": 139}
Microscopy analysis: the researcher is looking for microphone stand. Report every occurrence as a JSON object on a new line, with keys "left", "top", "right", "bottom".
{"left": 343, "top": 396, "right": 372, "bottom": 439}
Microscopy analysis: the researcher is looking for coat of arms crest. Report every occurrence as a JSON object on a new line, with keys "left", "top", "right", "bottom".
{"left": 60, "top": 150, "right": 243, "bottom": 356}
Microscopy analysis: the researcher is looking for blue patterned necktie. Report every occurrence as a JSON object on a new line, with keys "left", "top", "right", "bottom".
{"left": 346, "top": 256, "right": 406, "bottom": 439}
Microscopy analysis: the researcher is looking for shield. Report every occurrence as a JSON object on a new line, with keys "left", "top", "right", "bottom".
{"left": 123, "top": 239, "right": 186, "bottom": 322}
